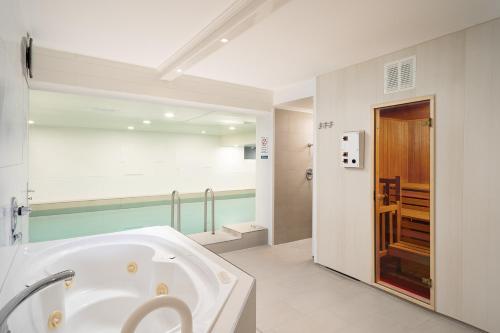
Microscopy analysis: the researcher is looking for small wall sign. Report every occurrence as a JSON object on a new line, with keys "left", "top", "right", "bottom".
{"left": 318, "top": 121, "right": 334, "bottom": 130}
{"left": 260, "top": 136, "right": 269, "bottom": 159}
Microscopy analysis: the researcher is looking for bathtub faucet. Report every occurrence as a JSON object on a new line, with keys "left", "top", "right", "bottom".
{"left": 0, "top": 270, "right": 75, "bottom": 333}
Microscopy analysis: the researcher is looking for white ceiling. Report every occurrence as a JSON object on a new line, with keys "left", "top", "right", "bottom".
{"left": 187, "top": 0, "right": 500, "bottom": 89}
{"left": 24, "top": 0, "right": 500, "bottom": 90}
{"left": 24, "top": 0, "right": 235, "bottom": 67}
{"left": 29, "top": 90, "right": 256, "bottom": 136}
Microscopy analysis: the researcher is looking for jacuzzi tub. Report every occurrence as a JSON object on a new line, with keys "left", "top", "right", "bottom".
{"left": 1, "top": 227, "right": 239, "bottom": 333}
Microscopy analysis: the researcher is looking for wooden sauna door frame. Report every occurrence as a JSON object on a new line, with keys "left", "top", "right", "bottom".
{"left": 371, "top": 95, "right": 435, "bottom": 310}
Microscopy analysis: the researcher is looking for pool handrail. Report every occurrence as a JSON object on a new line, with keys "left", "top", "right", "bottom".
{"left": 171, "top": 190, "right": 181, "bottom": 231}
{"left": 204, "top": 188, "right": 215, "bottom": 235}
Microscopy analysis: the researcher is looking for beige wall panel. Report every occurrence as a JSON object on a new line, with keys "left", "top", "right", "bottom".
{"left": 415, "top": 29, "right": 467, "bottom": 320}
{"left": 316, "top": 18, "right": 500, "bottom": 332}
{"left": 462, "top": 19, "right": 500, "bottom": 332}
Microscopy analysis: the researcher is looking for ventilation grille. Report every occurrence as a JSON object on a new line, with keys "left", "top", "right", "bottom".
{"left": 384, "top": 62, "right": 399, "bottom": 94}
{"left": 384, "top": 56, "right": 416, "bottom": 94}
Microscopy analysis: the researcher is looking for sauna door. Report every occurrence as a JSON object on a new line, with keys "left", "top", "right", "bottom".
{"left": 374, "top": 98, "right": 434, "bottom": 307}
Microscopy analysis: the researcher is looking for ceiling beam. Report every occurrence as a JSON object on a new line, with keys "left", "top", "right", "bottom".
{"left": 158, "top": 0, "right": 291, "bottom": 81}
{"left": 31, "top": 47, "right": 274, "bottom": 113}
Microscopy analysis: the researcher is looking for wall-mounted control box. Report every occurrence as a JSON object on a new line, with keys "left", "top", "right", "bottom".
{"left": 341, "top": 131, "right": 364, "bottom": 168}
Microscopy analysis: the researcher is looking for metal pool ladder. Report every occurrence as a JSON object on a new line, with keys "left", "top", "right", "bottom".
{"left": 171, "top": 190, "right": 181, "bottom": 231}
{"left": 204, "top": 188, "right": 215, "bottom": 235}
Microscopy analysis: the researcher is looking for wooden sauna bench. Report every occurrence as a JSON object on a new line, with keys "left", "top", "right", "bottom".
{"left": 401, "top": 183, "right": 430, "bottom": 222}
{"left": 388, "top": 182, "right": 430, "bottom": 263}
{"left": 402, "top": 208, "right": 430, "bottom": 221}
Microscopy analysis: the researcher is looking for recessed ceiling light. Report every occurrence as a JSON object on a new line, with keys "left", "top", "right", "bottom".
{"left": 28, "top": 120, "right": 35, "bottom": 125}
{"left": 176, "top": 68, "right": 183, "bottom": 73}
{"left": 220, "top": 38, "right": 229, "bottom": 43}
{"left": 127, "top": 126, "right": 135, "bottom": 130}
{"left": 164, "top": 112, "right": 175, "bottom": 118}
{"left": 201, "top": 130, "right": 206, "bottom": 134}
{"left": 143, "top": 120, "right": 151, "bottom": 125}
{"left": 233, "top": 145, "right": 239, "bottom": 147}
{"left": 229, "top": 126, "right": 236, "bottom": 130}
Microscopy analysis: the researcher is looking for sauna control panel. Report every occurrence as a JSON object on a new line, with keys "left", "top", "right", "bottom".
{"left": 341, "top": 131, "right": 364, "bottom": 168}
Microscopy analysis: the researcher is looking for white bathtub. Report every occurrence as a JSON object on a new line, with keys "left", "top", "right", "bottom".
{"left": 2, "top": 227, "right": 238, "bottom": 333}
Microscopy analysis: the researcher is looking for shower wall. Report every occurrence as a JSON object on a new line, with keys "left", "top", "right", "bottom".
{"left": 273, "top": 109, "right": 313, "bottom": 244}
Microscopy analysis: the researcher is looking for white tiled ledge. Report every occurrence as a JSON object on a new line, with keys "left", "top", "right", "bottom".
{"left": 31, "top": 189, "right": 256, "bottom": 211}
{"left": 189, "top": 222, "right": 268, "bottom": 253}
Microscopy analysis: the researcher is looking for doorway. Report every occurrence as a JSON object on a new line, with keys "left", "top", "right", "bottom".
{"left": 373, "top": 97, "right": 434, "bottom": 307}
{"left": 273, "top": 99, "right": 314, "bottom": 245}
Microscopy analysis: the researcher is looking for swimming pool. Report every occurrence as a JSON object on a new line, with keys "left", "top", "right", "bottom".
{"left": 29, "top": 192, "right": 255, "bottom": 242}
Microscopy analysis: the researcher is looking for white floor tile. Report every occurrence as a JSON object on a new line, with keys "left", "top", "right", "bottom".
{"left": 221, "top": 239, "right": 483, "bottom": 333}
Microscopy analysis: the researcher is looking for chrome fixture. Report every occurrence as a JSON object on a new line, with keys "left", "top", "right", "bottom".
{"left": 204, "top": 188, "right": 215, "bottom": 235}
{"left": 305, "top": 168, "right": 313, "bottom": 181}
{"left": 10, "top": 197, "right": 31, "bottom": 245}
{"left": 170, "top": 190, "right": 181, "bottom": 231}
{"left": 23, "top": 33, "right": 33, "bottom": 79}
{"left": 26, "top": 184, "right": 35, "bottom": 201}
{"left": 0, "top": 270, "right": 75, "bottom": 333}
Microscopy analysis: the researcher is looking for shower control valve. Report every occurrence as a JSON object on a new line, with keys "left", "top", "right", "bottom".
{"left": 305, "top": 168, "right": 313, "bottom": 181}
{"left": 12, "top": 232, "right": 22, "bottom": 243}
{"left": 17, "top": 206, "right": 32, "bottom": 216}
{"left": 10, "top": 197, "right": 28, "bottom": 245}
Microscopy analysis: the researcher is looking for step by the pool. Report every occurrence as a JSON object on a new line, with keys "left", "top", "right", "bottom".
{"left": 188, "top": 222, "right": 267, "bottom": 253}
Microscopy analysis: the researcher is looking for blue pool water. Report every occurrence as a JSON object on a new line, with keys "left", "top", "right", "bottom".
{"left": 30, "top": 195, "right": 255, "bottom": 242}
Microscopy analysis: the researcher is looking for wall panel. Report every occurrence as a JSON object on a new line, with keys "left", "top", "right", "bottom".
{"left": 0, "top": 0, "right": 29, "bottom": 293}
{"left": 407, "top": 119, "right": 430, "bottom": 184}
{"left": 378, "top": 118, "right": 408, "bottom": 181}
{"left": 462, "top": 18, "right": 500, "bottom": 332}
{"left": 315, "top": 18, "right": 499, "bottom": 332}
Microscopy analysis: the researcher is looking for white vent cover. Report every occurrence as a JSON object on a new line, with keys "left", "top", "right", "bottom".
{"left": 384, "top": 56, "right": 416, "bottom": 94}
{"left": 384, "top": 62, "right": 400, "bottom": 94}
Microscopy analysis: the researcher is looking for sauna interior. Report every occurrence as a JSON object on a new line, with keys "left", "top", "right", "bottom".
{"left": 374, "top": 99, "right": 432, "bottom": 304}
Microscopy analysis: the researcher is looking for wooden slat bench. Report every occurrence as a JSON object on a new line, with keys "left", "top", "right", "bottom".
{"left": 388, "top": 241, "right": 430, "bottom": 265}
{"left": 401, "top": 182, "right": 430, "bottom": 222}
{"left": 401, "top": 208, "right": 430, "bottom": 221}
{"left": 389, "top": 182, "right": 430, "bottom": 260}
{"left": 378, "top": 178, "right": 430, "bottom": 261}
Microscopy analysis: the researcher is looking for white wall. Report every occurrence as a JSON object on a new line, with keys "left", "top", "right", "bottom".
{"left": 219, "top": 132, "right": 256, "bottom": 147}
{"left": 255, "top": 113, "right": 274, "bottom": 244}
{"left": 315, "top": 18, "right": 500, "bottom": 332}
{"left": 0, "top": 0, "right": 29, "bottom": 291}
{"left": 29, "top": 126, "right": 256, "bottom": 203}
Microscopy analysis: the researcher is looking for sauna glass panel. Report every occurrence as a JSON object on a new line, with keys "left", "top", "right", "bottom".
{"left": 375, "top": 101, "right": 432, "bottom": 303}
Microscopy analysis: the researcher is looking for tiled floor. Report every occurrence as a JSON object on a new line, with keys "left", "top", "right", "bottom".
{"left": 221, "top": 239, "right": 484, "bottom": 333}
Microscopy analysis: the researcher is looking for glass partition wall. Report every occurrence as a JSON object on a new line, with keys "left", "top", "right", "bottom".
{"left": 28, "top": 90, "right": 257, "bottom": 242}
{"left": 374, "top": 98, "right": 434, "bottom": 306}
